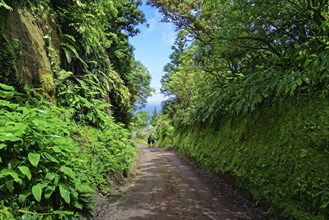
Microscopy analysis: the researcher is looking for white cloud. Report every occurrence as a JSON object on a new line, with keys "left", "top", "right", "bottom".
{"left": 144, "top": 10, "right": 161, "bottom": 36}
{"left": 144, "top": 10, "right": 176, "bottom": 46}
{"left": 161, "top": 23, "right": 176, "bottom": 46}
{"left": 147, "top": 89, "right": 168, "bottom": 105}
{"left": 144, "top": 16, "right": 157, "bottom": 36}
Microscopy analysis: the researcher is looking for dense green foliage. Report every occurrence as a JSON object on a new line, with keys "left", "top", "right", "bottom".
{"left": 0, "top": 80, "right": 136, "bottom": 219}
{"left": 150, "top": 0, "right": 329, "bottom": 124}
{"left": 173, "top": 96, "right": 329, "bottom": 219}
{"left": 76, "top": 122, "right": 135, "bottom": 195}
{"left": 0, "top": 84, "right": 90, "bottom": 219}
{"left": 0, "top": 83, "right": 136, "bottom": 219}
{"left": 151, "top": 0, "right": 329, "bottom": 219}
{"left": 0, "top": 0, "right": 152, "bottom": 219}
{"left": 131, "top": 110, "right": 156, "bottom": 144}
{"left": 1, "top": 0, "right": 154, "bottom": 125}
{"left": 131, "top": 61, "right": 155, "bottom": 110}
{"left": 51, "top": 0, "right": 150, "bottom": 124}
{"left": 132, "top": 110, "right": 151, "bottom": 129}
{"left": 153, "top": 114, "right": 174, "bottom": 147}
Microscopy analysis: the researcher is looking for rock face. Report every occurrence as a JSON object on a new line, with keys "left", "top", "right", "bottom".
{"left": 1, "top": 8, "right": 60, "bottom": 97}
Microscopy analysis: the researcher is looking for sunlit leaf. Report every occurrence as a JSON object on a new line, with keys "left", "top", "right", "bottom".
{"left": 18, "top": 193, "right": 29, "bottom": 203}
{"left": 43, "top": 152, "right": 59, "bottom": 163}
{"left": 45, "top": 172, "right": 57, "bottom": 181}
{"left": 28, "top": 153, "right": 41, "bottom": 167}
{"left": 59, "top": 183, "right": 70, "bottom": 204}
{"left": 0, "top": 83, "right": 14, "bottom": 91}
{"left": 60, "top": 166, "right": 75, "bottom": 179}
{"left": 32, "top": 184, "right": 42, "bottom": 202}
{"left": 18, "top": 166, "right": 32, "bottom": 180}
{"left": 2, "top": 168, "right": 22, "bottom": 184}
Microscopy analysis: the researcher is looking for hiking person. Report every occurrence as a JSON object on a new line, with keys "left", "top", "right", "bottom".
{"left": 147, "top": 135, "right": 152, "bottom": 147}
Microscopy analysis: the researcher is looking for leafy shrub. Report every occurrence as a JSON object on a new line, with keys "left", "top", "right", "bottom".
{"left": 0, "top": 83, "right": 94, "bottom": 219}
{"left": 76, "top": 123, "right": 136, "bottom": 195}
{"left": 54, "top": 71, "right": 137, "bottom": 195}
{"left": 55, "top": 70, "right": 111, "bottom": 128}
{"left": 154, "top": 115, "right": 175, "bottom": 148}
{"left": 172, "top": 94, "right": 329, "bottom": 220}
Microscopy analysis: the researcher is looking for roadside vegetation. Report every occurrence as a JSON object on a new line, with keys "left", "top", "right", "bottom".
{"left": 150, "top": 0, "right": 329, "bottom": 219}
{"left": 0, "top": 0, "right": 153, "bottom": 219}
{"left": 1, "top": 0, "right": 329, "bottom": 219}
{"left": 132, "top": 108, "right": 158, "bottom": 145}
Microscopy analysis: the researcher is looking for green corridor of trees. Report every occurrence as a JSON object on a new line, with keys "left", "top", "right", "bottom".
{"left": 150, "top": 0, "right": 329, "bottom": 219}
{"left": 1, "top": 0, "right": 329, "bottom": 219}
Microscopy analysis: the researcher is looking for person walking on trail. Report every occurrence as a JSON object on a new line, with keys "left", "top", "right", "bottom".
{"left": 151, "top": 138, "right": 155, "bottom": 147}
{"left": 147, "top": 135, "right": 152, "bottom": 147}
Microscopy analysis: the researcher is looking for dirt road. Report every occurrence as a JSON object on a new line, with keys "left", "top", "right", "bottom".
{"left": 95, "top": 144, "right": 267, "bottom": 220}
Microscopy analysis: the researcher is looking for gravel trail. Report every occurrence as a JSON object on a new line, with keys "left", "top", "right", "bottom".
{"left": 94, "top": 144, "right": 267, "bottom": 220}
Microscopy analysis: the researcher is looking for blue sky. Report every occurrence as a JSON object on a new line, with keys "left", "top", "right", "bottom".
{"left": 129, "top": 2, "right": 176, "bottom": 111}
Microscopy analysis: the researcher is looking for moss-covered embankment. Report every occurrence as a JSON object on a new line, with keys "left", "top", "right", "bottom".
{"left": 171, "top": 94, "right": 329, "bottom": 220}
{"left": 0, "top": 7, "right": 58, "bottom": 96}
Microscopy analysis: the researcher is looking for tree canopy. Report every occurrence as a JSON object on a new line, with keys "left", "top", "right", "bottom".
{"left": 150, "top": 0, "right": 329, "bottom": 124}
{"left": 150, "top": 0, "right": 329, "bottom": 219}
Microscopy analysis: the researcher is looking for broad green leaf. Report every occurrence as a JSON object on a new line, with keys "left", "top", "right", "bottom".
{"left": 43, "top": 152, "right": 59, "bottom": 163}
{"left": 18, "top": 193, "right": 29, "bottom": 203}
{"left": 32, "top": 184, "right": 42, "bottom": 202}
{"left": 320, "top": 201, "right": 329, "bottom": 209}
{"left": 5, "top": 179, "right": 14, "bottom": 192}
{"left": 2, "top": 168, "right": 22, "bottom": 184}
{"left": 12, "top": 123, "right": 27, "bottom": 136}
{"left": 28, "top": 153, "right": 41, "bottom": 167}
{"left": 31, "top": 119, "right": 50, "bottom": 131}
{"left": 44, "top": 186, "right": 56, "bottom": 199}
{"left": 52, "top": 146, "right": 62, "bottom": 153}
{"left": 59, "top": 183, "right": 70, "bottom": 204}
{"left": 13, "top": 143, "right": 21, "bottom": 153}
{"left": 45, "top": 173, "right": 57, "bottom": 181}
{"left": 44, "top": 216, "right": 53, "bottom": 220}
{"left": 8, "top": 159, "right": 20, "bottom": 169}
{"left": 4, "top": 112, "right": 22, "bottom": 121}
{"left": 0, "top": 143, "right": 6, "bottom": 150}
{"left": 60, "top": 166, "right": 75, "bottom": 179}
{"left": 54, "top": 175, "right": 59, "bottom": 185}
{"left": 296, "top": 78, "right": 303, "bottom": 86}
{"left": 18, "top": 166, "right": 32, "bottom": 180}
{"left": 0, "top": 133, "right": 22, "bottom": 142}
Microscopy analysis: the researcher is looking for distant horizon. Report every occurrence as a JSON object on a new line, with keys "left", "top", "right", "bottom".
{"left": 138, "top": 102, "right": 162, "bottom": 116}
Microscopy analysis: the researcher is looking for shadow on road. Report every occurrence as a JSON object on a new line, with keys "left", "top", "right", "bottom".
{"left": 96, "top": 145, "right": 266, "bottom": 220}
